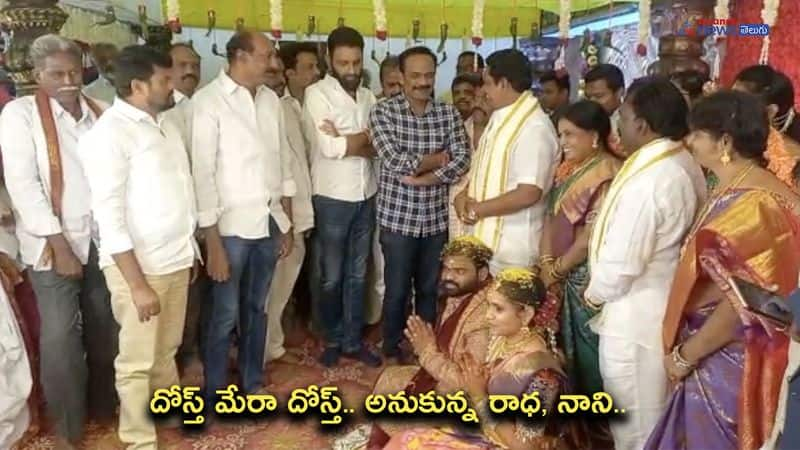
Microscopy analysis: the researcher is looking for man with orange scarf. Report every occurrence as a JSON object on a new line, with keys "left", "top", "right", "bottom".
{"left": 0, "top": 34, "right": 117, "bottom": 449}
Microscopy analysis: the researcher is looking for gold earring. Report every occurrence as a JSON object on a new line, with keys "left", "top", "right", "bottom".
{"left": 720, "top": 149, "right": 731, "bottom": 165}
{"left": 592, "top": 139, "right": 599, "bottom": 149}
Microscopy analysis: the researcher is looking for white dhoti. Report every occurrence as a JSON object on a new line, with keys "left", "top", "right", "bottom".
{"left": 599, "top": 335, "right": 667, "bottom": 450}
{"left": 0, "top": 285, "right": 32, "bottom": 449}
{"left": 264, "top": 232, "right": 306, "bottom": 363}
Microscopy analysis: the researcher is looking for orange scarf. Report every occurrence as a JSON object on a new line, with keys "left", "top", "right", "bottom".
{"left": 34, "top": 90, "right": 103, "bottom": 219}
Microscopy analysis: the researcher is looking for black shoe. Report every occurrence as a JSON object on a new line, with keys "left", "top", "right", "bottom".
{"left": 319, "top": 346, "right": 341, "bottom": 367}
{"left": 342, "top": 347, "right": 382, "bottom": 368}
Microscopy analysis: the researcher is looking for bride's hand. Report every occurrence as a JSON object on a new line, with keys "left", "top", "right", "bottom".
{"left": 457, "top": 352, "right": 487, "bottom": 401}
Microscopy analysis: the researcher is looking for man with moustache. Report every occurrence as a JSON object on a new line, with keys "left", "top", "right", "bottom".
{"left": 262, "top": 42, "right": 320, "bottom": 364}
{"left": 0, "top": 34, "right": 117, "bottom": 449}
{"left": 584, "top": 77, "right": 706, "bottom": 450}
{"left": 454, "top": 49, "right": 560, "bottom": 274}
{"left": 193, "top": 31, "right": 295, "bottom": 406}
{"left": 168, "top": 42, "right": 207, "bottom": 372}
{"left": 264, "top": 57, "right": 286, "bottom": 95}
{"left": 79, "top": 45, "right": 198, "bottom": 450}
{"left": 370, "top": 46, "right": 470, "bottom": 364}
{"left": 335, "top": 236, "right": 494, "bottom": 449}
{"left": 84, "top": 42, "right": 119, "bottom": 104}
{"left": 451, "top": 73, "right": 479, "bottom": 121}
{"left": 449, "top": 81, "right": 491, "bottom": 241}
{"left": 303, "top": 27, "right": 380, "bottom": 367}
{"left": 167, "top": 43, "right": 201, "bottom": 149}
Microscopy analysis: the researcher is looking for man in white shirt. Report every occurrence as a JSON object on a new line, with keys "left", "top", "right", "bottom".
{"left": 166, "top": 42, "right": 207, "bottom": 372}
{"left": 262, "top": 43, "right": 319, "bottom": 364}
{"left": 0, "top": 34, "right": 117, "bottom": 448}
{"left": 167, "top": 42, "right": 200, "bottom": 149}
{"left": 192, "top": 31, "right": 295, "bottom": 404}
{"left": 265, "top": 57, "right": 286, "bottom": 95}
{"left": 454, "top": 49, "right": 560, "bottom": 274}
{"left": 304, "top": 27, "right": 381, "bottom": 367}
{"left": 584, "top": 64, "right": 625, "bottom": 157}
{"left": 79, "top": 45, "right": 198, "bottom": 450}
{"left": 83, "top": 42, "right": 119, "bottom": 104}
{"left": 584, "top": 77, "right": 706, "bottom": 450}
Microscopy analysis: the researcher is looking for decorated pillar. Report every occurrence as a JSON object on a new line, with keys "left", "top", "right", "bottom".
{"left": 0, "top": 0, "right": 69, "bottom": 95}
{"left": 647, "top": 0, "right": 716, "bottom": 77}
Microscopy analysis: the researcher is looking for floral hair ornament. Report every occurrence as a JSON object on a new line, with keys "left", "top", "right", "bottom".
{"left": 441, "top": 235, "right": 493, "bottom": 268}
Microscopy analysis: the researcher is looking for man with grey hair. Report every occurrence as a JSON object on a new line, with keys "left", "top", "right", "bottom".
{"left": 84, "top": 42, "right": 119, "bottom": 103}
{"left": 0, "top": 34, "right": 117, "bottom": 449}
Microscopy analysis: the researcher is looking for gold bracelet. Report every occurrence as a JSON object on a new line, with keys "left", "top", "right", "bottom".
{"left": 550, "top": 258, "right": 567, "bottom": 281}
{"left": 539, "top": 254, "right": 556, "bottom": 266}
{"left": 583, "top": 294, "right": 603, "bottom": 311}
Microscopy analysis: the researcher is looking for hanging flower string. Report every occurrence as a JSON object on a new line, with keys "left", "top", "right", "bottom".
{"left": 555, "top": 0, "right": 570, "bottom": 72}
{"left": 759, "top": 0, "right": 780, "bottom": 64}
{"left": 471, "top": 0, "right": 484, "bottom": 47}
{"left": 373, "top": 0, "right": 388, "bottom": 41}
{"left": 637, "top": 0, "right": 650, "bottom": 56}
{"left": 270, "top": 0, "right": 283, "bottom": 39}
{"left": 166, "top": 0, "right": 181, "bottom": 34}
{"left": 558, "top": 0, "right": 570, "bottom": 41}
{"left": 710, "top": 0, "right": 730, "bottom": 82}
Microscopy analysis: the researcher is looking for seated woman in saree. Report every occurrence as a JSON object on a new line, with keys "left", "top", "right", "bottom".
{"left": 645, "top": 91, "right": 800, "bottom": 450}
{"left": 538, "top": 100, "right": 621, "bottom": 395}
{"left": 384, "top": 268, "right": 574, "bottom": 450}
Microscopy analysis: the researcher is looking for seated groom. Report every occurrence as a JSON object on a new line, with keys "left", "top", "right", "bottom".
{"left": 365, "top": 236, "right": 494, "bottom": 446}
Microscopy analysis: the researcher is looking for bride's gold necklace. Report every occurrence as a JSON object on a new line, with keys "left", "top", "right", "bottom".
{"left": 489, "top": 328, "right": 546, "bottom": 362}
{"left": 681, "top": 163, "right": 755, "bottom": 255}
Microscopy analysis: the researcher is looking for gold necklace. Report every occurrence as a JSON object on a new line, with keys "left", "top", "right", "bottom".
{"left": 681, "top": 163, "right": 755, "bottom": 256}
{"left": 489, "top": 328, "right": 545, "bottom": 362}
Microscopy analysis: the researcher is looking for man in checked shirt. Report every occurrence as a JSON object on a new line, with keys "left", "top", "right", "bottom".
{"left": 369, "top": 46, "right": 470, "bottom": 364}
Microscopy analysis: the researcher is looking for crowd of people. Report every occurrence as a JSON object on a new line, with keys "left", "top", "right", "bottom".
{"left": 1, "top": 23, "right": 800, "bottom": 450}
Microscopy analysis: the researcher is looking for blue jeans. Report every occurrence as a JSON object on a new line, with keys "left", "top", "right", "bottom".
{"left": 313, "top": 195, "right": 375, "bottom": 353}
{"left": 204, "top": 219, "right": 280, "bottom": 398}
{"left": 380, "top": 229, "right": 446, "bottom": 356}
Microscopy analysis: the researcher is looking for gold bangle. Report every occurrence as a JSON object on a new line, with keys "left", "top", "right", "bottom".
{"left": 550, "top": 258, "right": 567, "bottom": 281}
{"left": 583, "top": 294, "right": 602, "bottom": 311}
{"left": 539, "top": 254, "right": 556, "bottom": 265}
{"left": 672, "top": 343, "right": 696, "bottom": 371}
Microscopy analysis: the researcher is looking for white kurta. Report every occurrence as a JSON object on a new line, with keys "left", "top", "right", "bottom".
{"left": 468, "top": 95, "right": 560, "bottom": 273}
{"left": 0, "top": 95, "right": 102, "bottom": 271}
{"left": 586, "top": 138, "right": 706, "bottom": 450}
{"left": 0, "top": 271, "right": 31, "bottom": 449}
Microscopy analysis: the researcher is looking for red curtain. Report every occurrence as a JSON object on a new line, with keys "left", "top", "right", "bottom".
{"left": 720, "top": 0, "right": 800, "bottom": 105}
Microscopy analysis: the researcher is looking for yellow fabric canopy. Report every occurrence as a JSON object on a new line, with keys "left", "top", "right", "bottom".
{"left": 172, "top": 0, "right": 624, "bottom": 38}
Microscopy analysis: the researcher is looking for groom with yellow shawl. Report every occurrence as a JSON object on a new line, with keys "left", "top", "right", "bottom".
{"left": 454, "top": 49, "right": 560, "bottom": 275}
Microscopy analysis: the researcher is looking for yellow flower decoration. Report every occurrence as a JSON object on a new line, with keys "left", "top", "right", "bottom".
{"left": 496, "top": 267, "right": 537, "bottom": 289}
{"left": 441, "top": 235, "right": 493, "bottom": 268}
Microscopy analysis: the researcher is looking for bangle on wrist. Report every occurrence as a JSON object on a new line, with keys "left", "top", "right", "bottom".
{"left": 583, "top": 294, "right": 602, "bottom": 311}
{"left": 550, "top": 258, "right": 567, "bottom": 281}
{"left": 672, "top": 343, "right": 696, "bottom": 371}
